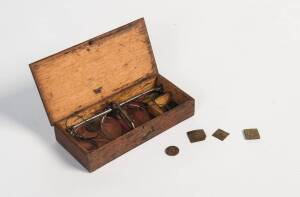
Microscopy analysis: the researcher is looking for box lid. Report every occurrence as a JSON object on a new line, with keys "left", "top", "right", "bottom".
{"left": 30, "top": 18, "right": 158, "bottom": 125}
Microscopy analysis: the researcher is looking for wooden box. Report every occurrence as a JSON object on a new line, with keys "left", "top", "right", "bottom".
{"left": 30, "top": 18, "right": 194, "bottom": 172}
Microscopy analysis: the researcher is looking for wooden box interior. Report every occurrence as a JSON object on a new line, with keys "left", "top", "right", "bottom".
{"left": 54, "top": 74, "right": 194, "bottom": 171}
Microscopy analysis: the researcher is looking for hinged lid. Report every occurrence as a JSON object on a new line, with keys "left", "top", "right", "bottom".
{"left": 30, "top": 18, "right": 158, "bottom": 125}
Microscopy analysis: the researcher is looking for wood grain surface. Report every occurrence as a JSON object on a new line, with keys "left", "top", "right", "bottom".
{"left": 30, "top": 18, "right": 157, "bottom": 124}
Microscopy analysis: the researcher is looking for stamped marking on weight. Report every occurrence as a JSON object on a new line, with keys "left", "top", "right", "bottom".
{"left": 212, "top": 129, "right": 230, "bottom": 141}
{"left": 244, "top": 128, "right": 260, "bottom": 140}
{"left": 187, "top": 129, "right": 206, "bottom": 143}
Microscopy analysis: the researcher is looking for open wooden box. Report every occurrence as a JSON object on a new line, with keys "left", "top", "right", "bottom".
{"left": 30, "top": 18, "right": 194, "bottom": 172}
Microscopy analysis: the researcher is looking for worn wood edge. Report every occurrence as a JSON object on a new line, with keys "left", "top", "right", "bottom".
{"left": 142, "top": 19, "right": 158, "bottom": 75}
{"left": 29, "top": 66, "right": 53, "bottom": 126}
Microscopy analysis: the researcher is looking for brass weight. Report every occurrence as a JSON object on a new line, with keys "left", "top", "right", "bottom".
{"left": 154, "top": 92, "right": 171, "bottom": 108}
{"left": 146, "top": 100, "right": 164, "bottom": 117}
{"left": 146, "top": 92, "right": 172, "bottom": 117}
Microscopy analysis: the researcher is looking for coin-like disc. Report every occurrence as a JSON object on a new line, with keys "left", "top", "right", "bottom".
{"left": 165, "top": 146, "right": 179, "bottom": 156}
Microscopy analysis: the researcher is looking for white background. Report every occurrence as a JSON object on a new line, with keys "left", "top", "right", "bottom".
{"left": 0, "top": 0, "right": 299, "bottom": 196}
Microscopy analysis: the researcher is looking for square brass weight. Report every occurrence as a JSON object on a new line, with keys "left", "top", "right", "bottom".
{"left": 244, "top": 128, "right": 260, "bottom": 140}
{"left": 187, "top": 129, "right": 206, "bottom": 143}
{"left": 212, "top": 129, "right": 229, "bottom": 141}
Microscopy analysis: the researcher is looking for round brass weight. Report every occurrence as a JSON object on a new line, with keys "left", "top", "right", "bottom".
{"left": 165, "top": 146, "right": 179, "bottom": 156}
